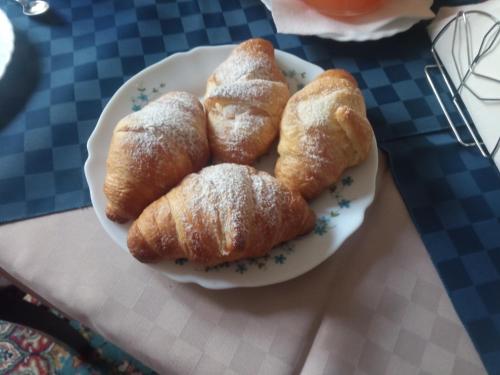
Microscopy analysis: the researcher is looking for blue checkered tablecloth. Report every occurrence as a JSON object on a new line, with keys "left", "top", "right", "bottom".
{"left": 382, "top": 132, "right": 500, "bottom": 373}
{"left": 1, "top": 0, "right": 499, "bottom": 373}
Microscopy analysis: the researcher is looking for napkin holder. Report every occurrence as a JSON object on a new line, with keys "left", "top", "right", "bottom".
{"left": 425, "top": 10, "right": 500, "bottom": 159}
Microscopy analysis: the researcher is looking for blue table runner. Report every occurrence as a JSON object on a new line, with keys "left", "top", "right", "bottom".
{"left": 383, "top": 132, "right": 500, "bottom": 373}
{"left": 0, "top": 0, "right": 459, "bottom": 222}
{"left": 1, "top": 0, "right": 499, "bottom": 372}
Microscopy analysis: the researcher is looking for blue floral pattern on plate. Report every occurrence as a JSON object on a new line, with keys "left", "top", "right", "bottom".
{"left": 314, "top": 176, "right": 354, "bottom": 236}
{"left": 131, "top": 82, "right": 166, "bottom": 111}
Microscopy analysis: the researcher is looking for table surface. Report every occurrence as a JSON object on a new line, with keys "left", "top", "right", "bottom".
{"left": 0, "top": 156, "right": 487, "bottom": 375}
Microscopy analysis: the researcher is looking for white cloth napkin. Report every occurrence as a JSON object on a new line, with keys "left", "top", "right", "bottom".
{"left": 427, "top": 0, "right": 500, "bottom": 170}
{"left": 271, "top": 0, "right": 434, "bottom": 36}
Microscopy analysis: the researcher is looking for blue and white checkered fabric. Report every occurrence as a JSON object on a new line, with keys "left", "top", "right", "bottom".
{"left": 0, "top": 0, "right": 453, "bottom": 223}
{"left": 1, "top": 0, "right": 499, "bottom": 372}
{"left": 383, "top": 132, "right": 500, "bottom": 373}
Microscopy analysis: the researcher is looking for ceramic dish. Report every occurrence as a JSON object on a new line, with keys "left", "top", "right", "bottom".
{"left": 261, "top": 0, "right": 433, "bottom": 42}
{"left": 84, "top": 45, "right": 378, "bottom": 289}
{"left": 0, "top": 9, "right": 15, "bottom": 79}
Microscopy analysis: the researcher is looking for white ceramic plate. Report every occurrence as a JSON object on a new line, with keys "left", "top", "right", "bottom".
{"left": 85, "top": 45, "right": 378, "bottom": 289}
{"left": 261, "top": 0, "right": 429, "bottom": 42}
{"left": 0, "top": 9, "right": 15, "bottom": 79}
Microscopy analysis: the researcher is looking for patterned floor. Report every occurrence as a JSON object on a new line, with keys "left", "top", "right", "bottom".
{"left": 0, "top": 311, "right": 155, "bottom": 374}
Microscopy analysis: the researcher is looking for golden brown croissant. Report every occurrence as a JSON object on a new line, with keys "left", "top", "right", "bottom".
{"left": 275, "top": 69, "right": 373, "bottom": 200}
{"left": 204, "top": 38, "right": 290, "bottom": 165}
{"left": 127, "top": 163, "right": 315, "bottom": 265}
{"left": 104, "top": 92, "right": 209, "bottom": 223}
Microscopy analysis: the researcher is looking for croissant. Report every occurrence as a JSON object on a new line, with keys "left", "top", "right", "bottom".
{"left": 275, "top": 69, "right": 373, "bottom": 200}
{"left": 204, "top": 38, "right": 290, "bottom": 165}
{"left": 104, "top": 92, "right": 209, "bottom": 223}
{"left": 127, "top": 163, "right": 315, "bottom": 265}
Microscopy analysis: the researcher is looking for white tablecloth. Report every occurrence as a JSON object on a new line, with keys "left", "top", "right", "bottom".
{"left": 0, "top": 156, "right": 486, "bottom": 374}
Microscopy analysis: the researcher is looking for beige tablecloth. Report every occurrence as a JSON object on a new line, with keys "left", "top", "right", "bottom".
{"left": 0, "top": 157, "right": 486, "bottom": 374}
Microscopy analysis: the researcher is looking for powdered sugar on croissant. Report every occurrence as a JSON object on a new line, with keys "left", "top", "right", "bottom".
{"left": 275, "top": 69, "right": 373, "bottom": 200}
{"left": 104, "top": 91, "right": 209, "bottom": 223}
{"left": 204, "top": 38, "right": 290, "bottom": 165}
{"left": 127, "top": 163, "right": 315, "bottom": 265}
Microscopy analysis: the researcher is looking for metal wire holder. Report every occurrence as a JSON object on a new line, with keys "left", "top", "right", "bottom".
{"left": 425, "top": 10, "right": 500, "bottom": 158}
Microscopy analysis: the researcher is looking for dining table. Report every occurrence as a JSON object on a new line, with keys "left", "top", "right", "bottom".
{"left": 1, "top": 0, "right": 499, "bottom": 374}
